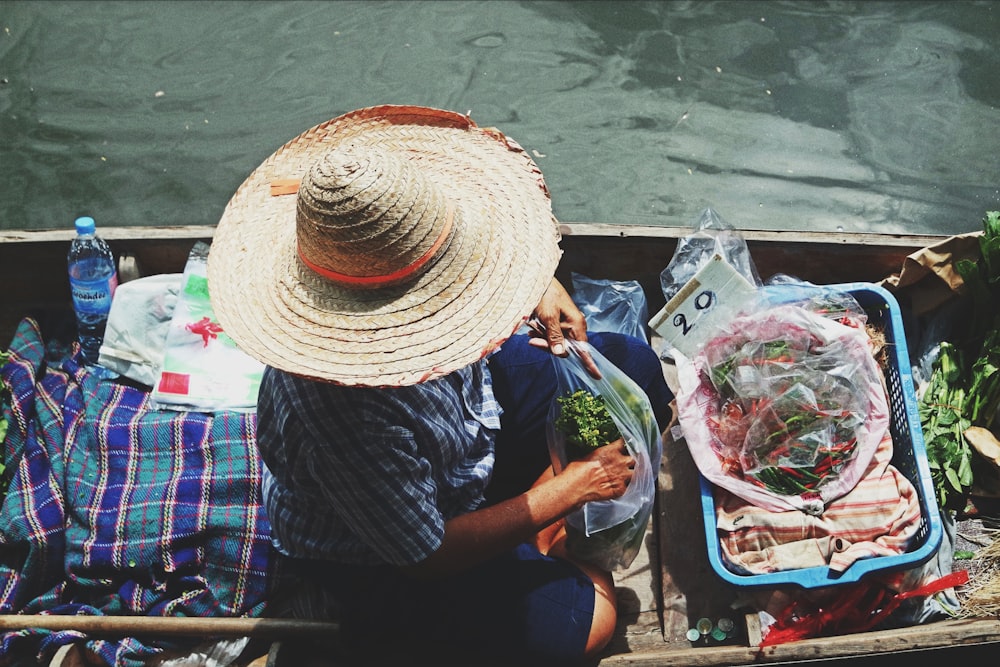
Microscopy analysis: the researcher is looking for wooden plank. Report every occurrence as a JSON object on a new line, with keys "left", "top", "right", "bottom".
{"left": 595, "top": 618, "right": 1000, "bottom": 665}
{"left": 557, "top": 221, "right": 949, "bottom": 248}
{"left": 655, "top": 418, "right": 743, "bottom": 646}
{"left": 0, "top": 225, "right": 216, "bottom": 244}
{"left": 0, "top": 222, "right": 947, "bottom": 247}
{"left": 652, "top": 352, "right": 740, "bottom": 647}
{"left": 0, "top": 614, "right": 339, "bottom": 639}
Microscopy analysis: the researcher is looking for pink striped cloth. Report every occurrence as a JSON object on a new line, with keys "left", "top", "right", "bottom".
{"left": 715, "top": 431, "right": 923, "bottom": 574}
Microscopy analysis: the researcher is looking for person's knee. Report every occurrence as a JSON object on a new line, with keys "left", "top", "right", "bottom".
{"left": 583, "top": 570, "right": 618, "bottom": 658}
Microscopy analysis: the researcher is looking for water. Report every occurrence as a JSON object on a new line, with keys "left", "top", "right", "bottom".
{"left": 67, "top": 220, "right": 118, "bottom": 364}
{"left": 2, "top": 0, "right": 999, "bottom": 236}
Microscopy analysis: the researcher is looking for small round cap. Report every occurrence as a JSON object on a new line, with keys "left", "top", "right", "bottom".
{"left": 75, "top": 216, "right": 96, "bottom": 235}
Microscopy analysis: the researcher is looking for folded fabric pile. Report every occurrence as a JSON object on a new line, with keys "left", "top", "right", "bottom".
{"left": 715, "top": 430, "right": 923, "bottom": 574}
{"left": 0, "top": 318, "right": 273, "bottom": 667}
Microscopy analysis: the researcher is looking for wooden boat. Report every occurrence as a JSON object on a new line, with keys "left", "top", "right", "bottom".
{"left": 1, "top": 222, "right": 999, "bottom": 666}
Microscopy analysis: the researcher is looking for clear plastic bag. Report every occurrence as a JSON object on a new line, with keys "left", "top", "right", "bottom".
{"left": 151, "top": 242, "right": 265, "bottom": 412}
{"left": 659, "top": 208, "right": 761, "bottom": 303}
{"left": 98, "top": 273, "right": 182, "bottom": 386}
{"left": 545, "top": 340, "right": 662, "bottom": 570}
{"left": 571, "top": 272, "right": 650, "bottom": 342}
{"left": 675, "top": 294, "right": 889, "bottom": 514}
{"left": 760, "top": 274, "right": 869, "bottom": 328}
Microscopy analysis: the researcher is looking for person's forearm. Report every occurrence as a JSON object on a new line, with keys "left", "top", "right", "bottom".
{"left": 401, "top": 469, "right": 582, "bottom": 579}
{"left": 401, "top": 439, "right": 632, "bottom": 580}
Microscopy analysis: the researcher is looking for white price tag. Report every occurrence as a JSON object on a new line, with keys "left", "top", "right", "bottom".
{"left": 648, "top": 254, "right": 757, "bottom": 358}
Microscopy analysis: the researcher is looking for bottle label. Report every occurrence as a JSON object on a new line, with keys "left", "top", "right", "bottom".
{"left": 70, "top": 274, "right": 119, "bottom": 315}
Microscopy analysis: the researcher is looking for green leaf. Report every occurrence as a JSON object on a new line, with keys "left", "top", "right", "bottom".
{"left": 944, "top": 466, "right": 964, "bottom": 493}
{"left": 554, "top": 389, "right": 622, "bottom": 455}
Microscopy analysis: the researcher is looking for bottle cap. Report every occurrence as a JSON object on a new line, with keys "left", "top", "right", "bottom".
{"left": 75, "top": 216, "right": 96, "bottom": 235}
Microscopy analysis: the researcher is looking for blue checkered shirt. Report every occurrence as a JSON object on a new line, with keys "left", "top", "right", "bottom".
{"left": 256, "top": 361, "right": 502, "bottom": 566}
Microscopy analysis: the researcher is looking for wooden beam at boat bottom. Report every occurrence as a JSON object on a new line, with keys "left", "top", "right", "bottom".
{"left": 0, "top": 614, "right": 339, "bottom": 639}
{"left": 596, "top": 618, "right": 1000, "bottom": 665}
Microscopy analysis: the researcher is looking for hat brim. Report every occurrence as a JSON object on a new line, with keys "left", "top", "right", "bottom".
{"left": 207, "top": 105, "right": 562, "bottom": 387}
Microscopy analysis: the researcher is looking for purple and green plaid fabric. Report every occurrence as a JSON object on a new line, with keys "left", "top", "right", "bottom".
{"left": 0, "top": 318, "right": 273, "bottom": 666}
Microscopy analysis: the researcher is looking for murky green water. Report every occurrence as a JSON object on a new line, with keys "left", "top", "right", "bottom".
{"left": 1, "top": 0, "right": 998, "bottom": 235}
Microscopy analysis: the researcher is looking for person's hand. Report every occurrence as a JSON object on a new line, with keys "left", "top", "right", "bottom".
{"left": 565, "top": 438, "right": 634, "bottom": 505}
{"left": 529, "top": 278, "right": 586, "bottom": 355}
{"left": 526, "top": 278, "right": 601, "bottom": 377}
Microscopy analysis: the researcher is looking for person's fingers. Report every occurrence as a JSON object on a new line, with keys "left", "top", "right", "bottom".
{"left": 563, "top": 311, "right": 588, "bottom": 342}
{"left": 578, "top": 347, "right": 602, "bottom": 379}
{"left": 545, "top": 319, "right": 567, "bottom": 357}
{"left": 582, "top": 440, "right": 636, "bottom": 500}
{"left": 527, "top": 336, "right": 549, "bottom": 350}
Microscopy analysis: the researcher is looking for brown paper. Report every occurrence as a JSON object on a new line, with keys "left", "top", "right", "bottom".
{"left": 881, "top": 232, "right": 981, "bottom": 316}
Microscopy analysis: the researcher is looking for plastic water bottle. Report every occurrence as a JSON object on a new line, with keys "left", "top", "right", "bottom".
{"left": 67, "top": 216, "right": 118, "bottom": 365}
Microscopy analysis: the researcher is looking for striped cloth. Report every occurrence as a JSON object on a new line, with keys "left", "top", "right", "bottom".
{"left": 715, "top": 430, "right": 923, "bottom": 574}
{"left": 0, "top": 318, "right": 273, "bottom": 667}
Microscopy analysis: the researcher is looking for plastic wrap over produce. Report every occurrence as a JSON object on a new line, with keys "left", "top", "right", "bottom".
{"left": 545, "top": 340, "right": 661, "bottom": 571}
{"left": 675, "top": 300, "right": 890, "bottom": 514}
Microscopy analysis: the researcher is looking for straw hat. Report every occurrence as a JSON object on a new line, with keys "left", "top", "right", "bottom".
{"left": 206, "top": 105, "right": 562, "bottom": 387}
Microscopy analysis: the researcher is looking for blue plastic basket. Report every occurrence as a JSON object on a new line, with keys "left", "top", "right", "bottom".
{"left": 699, "top": 281, "right": 943, "bottom": 588}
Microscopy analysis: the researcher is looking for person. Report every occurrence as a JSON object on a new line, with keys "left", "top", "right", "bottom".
{"left": 206, "top": 105, "right": 673, "bottom": 665}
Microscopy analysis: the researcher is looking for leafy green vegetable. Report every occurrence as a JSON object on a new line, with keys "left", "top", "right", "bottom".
{"left": 920, "top": 342, "right": 974, "bottom": 508}
{"left": 554, "top": 389, "right": 622, "bottom": 456}
{"left": 954, "top": 211, "right": 1000, "bottom": 356}
{"left": 552, "top": 382, "right": 656, "bottom": 570}
{"left": 920, "top": 211, "right": 1000, "bottom": 509}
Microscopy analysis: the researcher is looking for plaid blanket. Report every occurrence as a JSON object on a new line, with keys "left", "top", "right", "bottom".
{"left": 0, "top": 318, "right": 272, "bottom": 666}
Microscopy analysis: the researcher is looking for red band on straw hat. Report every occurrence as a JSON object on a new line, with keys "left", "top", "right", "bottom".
{"left": 297, "top": 206, "right": 455, "bottom": 288}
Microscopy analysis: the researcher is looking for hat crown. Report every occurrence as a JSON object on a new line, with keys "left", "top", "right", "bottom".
{"left": 295, "top": 145, "right": 453, "bottom": 289}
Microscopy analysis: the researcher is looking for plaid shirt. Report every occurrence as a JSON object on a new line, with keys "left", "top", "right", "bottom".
{"left": 256, "top": 361, "right": 502, "bottom": 566}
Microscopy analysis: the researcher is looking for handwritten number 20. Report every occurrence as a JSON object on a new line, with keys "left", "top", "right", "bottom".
{"left": 671, "top": 290, "right": 715, "bottom": 336}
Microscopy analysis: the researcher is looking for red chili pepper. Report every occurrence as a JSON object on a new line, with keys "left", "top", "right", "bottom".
{"left": 770, "top": 443, "right": 791, "bottom": 459}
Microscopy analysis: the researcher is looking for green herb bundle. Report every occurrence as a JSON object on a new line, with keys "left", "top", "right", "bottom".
{"left": 554, "top": 389, "right": 622, "bottom": 457}
{"left": 553, "top": 386, "right": 642, "bottom": 569}
{"left": 919, "top": 211, "right": 1000, "bottom": 509}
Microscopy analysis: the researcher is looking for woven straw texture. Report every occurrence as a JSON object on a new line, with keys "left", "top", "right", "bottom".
{"left": 207, "top": 105, "right": 562, "bottom": 387}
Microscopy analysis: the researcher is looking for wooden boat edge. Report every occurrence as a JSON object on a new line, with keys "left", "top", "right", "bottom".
{"left": 2, "top": 222, "right": 997, "bottom": 666}
{"left": 599, "top": 617, "right": 1000, "bottom": 665}
{"left": 0, "top": 222, "right": 960, "bottom": 246}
